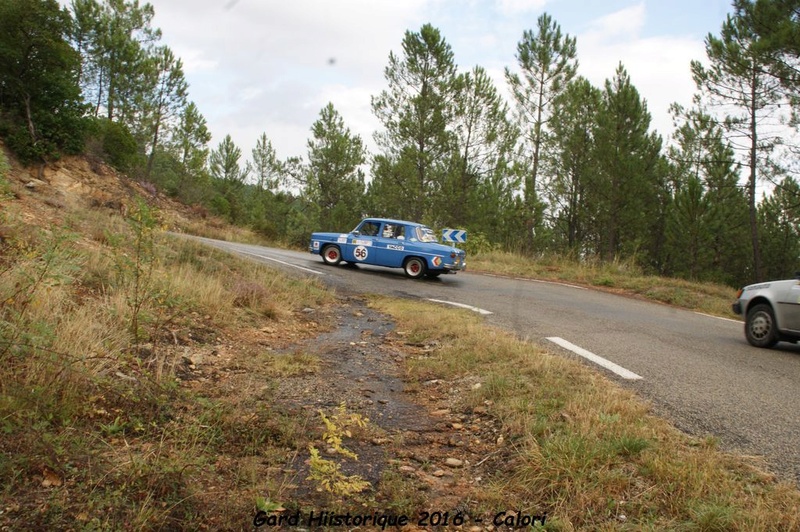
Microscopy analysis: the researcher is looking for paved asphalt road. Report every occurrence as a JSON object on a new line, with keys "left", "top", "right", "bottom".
{"left": 181, "top": 235, "right": 800, "bottom": 485}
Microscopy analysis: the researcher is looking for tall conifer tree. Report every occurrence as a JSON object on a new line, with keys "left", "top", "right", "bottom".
{"left": 505, "top": 13, "right": 577, "bottom": 252}
{"left": 370, "top": 24, "right": 459, "bottom": 222}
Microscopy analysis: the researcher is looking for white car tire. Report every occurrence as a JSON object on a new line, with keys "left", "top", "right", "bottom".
{"left": 321, "top": 245, "right": 342, "bottom": 266}
{"left": 403, "top": 257, "right": 426, "bottom": 279}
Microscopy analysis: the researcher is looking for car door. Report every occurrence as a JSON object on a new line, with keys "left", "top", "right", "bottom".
{"left": 374, "top": 223, "right": 408, "bottom": 268}
{"left": 345, "top": 220, "right": 379, "bottom": 265}
{"left": 779, "top": 280, "right": 800, "bottom": 332}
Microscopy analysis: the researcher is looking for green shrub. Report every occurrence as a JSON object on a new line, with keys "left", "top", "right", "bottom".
{"left": 85, "top": 117, "right": 142, "bottom": 173}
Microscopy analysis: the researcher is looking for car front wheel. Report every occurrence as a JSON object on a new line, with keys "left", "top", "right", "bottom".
{"left": 321, "top": 245, "right": 342, "bottom": 266}
{"left": 745, "top": 303, "right": 779, "bottom": 348}
{"left": 403, "top": 257, "right": 426, "bottom": 279}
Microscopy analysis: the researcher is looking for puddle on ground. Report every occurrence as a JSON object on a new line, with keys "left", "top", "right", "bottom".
{"left": 272, "top": 297, "right": 436, "bottom": 433}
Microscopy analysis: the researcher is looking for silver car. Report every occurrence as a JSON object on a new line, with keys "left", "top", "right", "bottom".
{"left": 732, "top": 274, "right": 800, "bottom": 348}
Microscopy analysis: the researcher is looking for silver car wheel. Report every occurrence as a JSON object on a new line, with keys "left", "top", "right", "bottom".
{"left": 745, "top": 303, "right": 779, "bottom": 348}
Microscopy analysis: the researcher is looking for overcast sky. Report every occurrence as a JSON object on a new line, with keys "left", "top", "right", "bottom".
{"left": 146, "top": 0, "right": 735, "bottom": 163}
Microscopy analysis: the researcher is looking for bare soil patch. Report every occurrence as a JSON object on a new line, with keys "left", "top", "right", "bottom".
{"left": 176, "top": 295, "right": 511, "bottom": 528}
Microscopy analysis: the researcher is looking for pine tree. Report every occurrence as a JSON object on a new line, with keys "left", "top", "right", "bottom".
{"left": 758, "top": 177, "right": 800, "bottom": 279}
{"left": 545, "top": 77, "right": 601, "bottom": 252}
{"left": 70, "top": 0, "right": 160, "bottom": 123}
{"left": 168, "top": 102, "right": 211, "bottom": 204}
{"left": 306, "top": 103, "right": 367, "bottom": 231}
{"left": 505, "top": 13, "right": 578, "bottom": 252}
{"left": 370, "top": 24, "right": 459, "bottom": 222}
{"left": 664, "top": 105, "right": 751, "bottom": 284}
{"left": 209, "top": 135, "right": 249, "bottom": 222}
{"left": 173, "top": 102, "right": 210, "bottom": 173}
{"left": 442, "top": 66, "right": 518, "bottom": 230}
{"left": 251, "top": 133, "right": 281, "bottom": 193}
{"left": 691, "top": 10, "right": 786, "bottom": 281}
{"left": 590, "top": 64, "right": 664, "bottom": 262}
{"left": 143, "top": 45, "right": 187, "bottom": 178}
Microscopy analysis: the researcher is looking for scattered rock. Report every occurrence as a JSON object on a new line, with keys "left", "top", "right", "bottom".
{"left": 445, "top": 458, "right": 463, "bottom": 468}
{"left": 24, "top": 179, "right": 47, "bottom": 190}
{"left": 182, "top": 351, "right": 204, "bottom": 366}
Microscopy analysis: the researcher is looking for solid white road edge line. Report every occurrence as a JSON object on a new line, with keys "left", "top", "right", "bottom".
{"left": 521, "top": 278, "right": 588, "bottom": 290}
{"left": 546, "top": 337, "right": 643, "bottom": 380}
{"left": 426, "top": 299, "right": 493, "bottom": 315}
{"left": 235, "top": 250, "right": 324, "bottom": 275}
{"left": 694, "top": 311, "right": 740, "bottom": 323}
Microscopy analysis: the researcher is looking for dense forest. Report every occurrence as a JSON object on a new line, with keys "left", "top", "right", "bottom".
{"left": 1, "top": 0, "right": 798, "bottom": 287}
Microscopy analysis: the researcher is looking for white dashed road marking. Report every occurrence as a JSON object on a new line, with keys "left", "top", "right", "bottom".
{"left": 427, "top": 299, "right": 493, "bottom": 315}
{"left": 546, "top": 337, "right": 643, "bottom": 380}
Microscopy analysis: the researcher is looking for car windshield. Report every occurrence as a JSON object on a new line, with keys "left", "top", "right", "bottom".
{"left": 415, "top": 226, "right": 438, "bottom": 243}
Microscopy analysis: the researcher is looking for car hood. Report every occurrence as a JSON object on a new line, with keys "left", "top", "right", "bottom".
{"left": 311, "top": 231, "right": 347, "bottom": 238}
{"left": 742, "top": 279, "right": 800, "bottom": 293}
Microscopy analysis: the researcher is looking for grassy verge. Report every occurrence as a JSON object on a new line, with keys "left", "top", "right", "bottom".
{"left": 369, "top": 296, "right": 800, "bottom": 530}
{"left": 468, "top": 251, "right": 738, "bottom": 318}
{"left": 0, "top": 183, "right": 333, "bottom": 529}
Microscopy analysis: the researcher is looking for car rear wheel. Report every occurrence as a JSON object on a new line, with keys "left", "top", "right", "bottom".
{"left": 745, "top": 303, "right": 779, "bottom": 348}
{"left": 403, "top": 257, "right": 426, "bottom": 279}
{"left": 321, "top": 245, "right": 342, "bottom": 266}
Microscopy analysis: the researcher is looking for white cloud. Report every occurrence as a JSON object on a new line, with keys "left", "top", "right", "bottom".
{"left": 174, "top": 47, "right": 217, "bottom": 74}
{"left": 576, "top": 3, "right": 704, "bottom": 140}
{"left": 582, "top": 2, "right": 646, "bottom": 43}
{"left": 142, "top": 0, "right": 719, "bottom": 161}
{"left": 495, "top": 0, "right": 548, "bottom": 16}
{"left": 150, "top": 0, "right": 432, "bottom": 157}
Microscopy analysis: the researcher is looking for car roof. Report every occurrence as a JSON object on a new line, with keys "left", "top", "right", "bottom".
{"left": 361, "top": 218, "right": 425, "bottom": 228}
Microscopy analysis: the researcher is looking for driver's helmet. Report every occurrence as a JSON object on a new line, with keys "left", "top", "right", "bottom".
{"left": 382, "top": 224, "right": 394, "bottom": 237}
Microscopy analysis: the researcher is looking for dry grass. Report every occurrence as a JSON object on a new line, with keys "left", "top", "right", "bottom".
{"left": 0, "top": 188, "right": 333, "bottom": 530}
{"left": 161, "top": 236, "right": 330, "bottom": 322}
{"left": 259, "top": 350, "right": 322, "bottom": 377}
{"left": 169, "top": 215, "right": 269, "bottom": 246}
{"left": 370, "top": 296, "right": 800, "bottom": 531}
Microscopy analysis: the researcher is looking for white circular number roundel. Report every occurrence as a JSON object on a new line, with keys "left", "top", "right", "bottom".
{"left": 354, "top": 245, "right": 369, "bottom": 261}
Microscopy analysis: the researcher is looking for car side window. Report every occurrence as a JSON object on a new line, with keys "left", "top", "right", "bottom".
{"left": 394, "top": 226, "right": 405, "bottom": 240}
{"left": 358, "top": 222, "right": 379, "bottom": 237}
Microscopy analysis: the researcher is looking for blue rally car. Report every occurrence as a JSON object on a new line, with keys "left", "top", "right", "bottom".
{"left": 309, "top": 218, "right": 466, "bottom": 279}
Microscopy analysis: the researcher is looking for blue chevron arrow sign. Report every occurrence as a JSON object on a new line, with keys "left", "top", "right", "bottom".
{"left": 442, "top": 228, "right": 467, "bottom": 243}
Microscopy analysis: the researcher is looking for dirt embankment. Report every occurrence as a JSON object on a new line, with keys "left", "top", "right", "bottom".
{"left": 3, "top": 150, "right": 513, "bottom": 528}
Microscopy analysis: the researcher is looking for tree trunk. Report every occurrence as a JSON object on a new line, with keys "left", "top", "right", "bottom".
{"left": 748, "top": 74, "right": 763, "bottom": 282}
